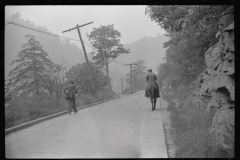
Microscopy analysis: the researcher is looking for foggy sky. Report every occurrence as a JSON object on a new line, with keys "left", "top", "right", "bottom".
{"left": 5, "top": 5, "right": 165, "bottom": 49}
{"left": 5, "top": 5, "right": 167, "bottom": 91}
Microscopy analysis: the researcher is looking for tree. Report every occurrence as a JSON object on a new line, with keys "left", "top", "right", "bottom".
{"left": 40, "top": 62, "right": 67, "bottom": 98}
{"left": 87, "top": 24, "right": 130, "bottom": 91}
{"left": 5, "top": 79, "right": 12, "bottom": 104}
{"left": 126, "top": 60, "right": 147, "bottom": 90}
{"left": 8, "top": 35, "right": 54, "bottom": 97}
{"left": 66, "top": 62, "right": 108, "bottom": 94}
{"left": 145, "top": 5, "right": 231, "bottom": 86}
{"left": 157, "top": 63, "right": 170, "bottom": 88}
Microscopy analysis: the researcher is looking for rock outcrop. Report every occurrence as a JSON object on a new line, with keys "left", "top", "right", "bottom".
{"left": 186, "top": 6, "right": 234, "bottom": 157}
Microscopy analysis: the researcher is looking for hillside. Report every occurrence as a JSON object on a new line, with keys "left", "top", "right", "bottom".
{"left": 109, "top": 34, "right": 169, "bottom": 92}
{"left": 5, "top": 13, "right": 169, "bottom": 93}
{"left": 5, "top": 13, "right": 86, "bottom": 80}
{"left": 109, "top": 34, "right": 169, "bottom": 74}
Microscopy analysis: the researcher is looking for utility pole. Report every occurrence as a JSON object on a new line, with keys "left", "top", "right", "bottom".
{"left": 102, "top": 52, "right": 112, "bottom": 91}
{"left": 125, "top": 63, "right": 138, "bottom": 94}
{"left": 120, "top": 78, "right": 125, "bottom": 94}
{"left": 133, "top": 71, "right": 135, "bottom": 91}
{"left": 62, "top": 22, "right": 97, "bottom": 97}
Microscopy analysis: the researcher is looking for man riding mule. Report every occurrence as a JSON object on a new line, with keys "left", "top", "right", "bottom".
{"left": 144, "top": 68, "right": 160, "bottom": 98}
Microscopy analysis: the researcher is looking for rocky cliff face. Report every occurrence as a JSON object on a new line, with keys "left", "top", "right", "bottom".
{"left": 187, "top": 6, "right": 234, "bottom": 157}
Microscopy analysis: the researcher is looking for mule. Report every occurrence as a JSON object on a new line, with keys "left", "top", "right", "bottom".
{"left": 146, "top": 83, "right": 158, "bottom": 111}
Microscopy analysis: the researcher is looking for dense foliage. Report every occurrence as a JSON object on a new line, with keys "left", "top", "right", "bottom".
{"left": 4, "top": 14, "right": 119, "bottom": 128}
{"left": 8, "top": 35, "right": 56, "bottom": 97}
{"left": 87, "top": 24, "right": 130, "bottom": 90}
{"left": 66, "top": 62, "right": 109, "bottom": 94}
{"left": 5, "top": 11, "right": 80, "bottom": 100}
{"left": 87, "top": 24, "right": 130, "bottom": 66}
{"left": 146, "top": 5, "right": 231, "bottom": 87}
{"left": 5, "top": 34, "right": 113, "bottom": 129}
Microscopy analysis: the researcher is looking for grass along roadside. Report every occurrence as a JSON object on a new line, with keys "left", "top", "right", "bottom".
{"left": 163, "top": 92, "right": 231, "bottom": 158}
{"left": 5, "top": 89, "right": 116, "bottom": 129}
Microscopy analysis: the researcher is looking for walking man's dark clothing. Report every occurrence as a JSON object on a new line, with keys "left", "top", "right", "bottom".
{"left": 64, "top": 81, "right": 78, "bottom": 114}
{"left": 66, "top": 98, "right": 77, "bottom": 114}
{"left": 145, "top": 68, "right": 160, "bottom": 98}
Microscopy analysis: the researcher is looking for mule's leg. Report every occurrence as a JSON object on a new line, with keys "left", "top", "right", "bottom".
{"left": 151, "top": 99, "right": 154, "bottom": 111}
{"left": 154, "top": 98, "right": 157, "bottom": 110}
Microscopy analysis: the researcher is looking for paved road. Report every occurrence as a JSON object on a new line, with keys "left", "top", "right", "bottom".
{"left": 5, "top": 90, "right": 168, "bottom": 158}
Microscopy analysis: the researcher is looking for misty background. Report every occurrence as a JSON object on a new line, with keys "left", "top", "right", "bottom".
{"left": 5, "top": 5, "right": 169, "bottom": 93}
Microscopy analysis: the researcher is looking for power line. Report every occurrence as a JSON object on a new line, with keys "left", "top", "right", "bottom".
{"left": 83, "top": 40, "right": 94, "bottom": 50}
{"left": 112, "top": 59, "right": 129, "bottom": 66}
{"left": 6, "top": 21, "right": 132, "bottom": 67}
{"left": 54, "top": 6, "right": 75, "bottom": 27}
{"left": 112, "top": 59, "right": 138, "bottom": 67}
{"left": 5, "top": 21, "right": 130, "bottom": 63}
{"left": 5, "top": 21, "right": 94, "bottom": 50}
{"left": 83, "top": 41, "right": 95, "bottom": 50}
{"left": 83, "top": 6, "right": 93, "bottom": 22}
{"left": 5, "top": 22, "right": 10, "bottom": 26}
{"left": 5, "top": 21, "right": 78, "bottom": 41}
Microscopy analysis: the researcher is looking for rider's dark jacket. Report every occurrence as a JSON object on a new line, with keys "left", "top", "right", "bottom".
{"left": 146, "top": 72, "right": 157, "bottom": 84}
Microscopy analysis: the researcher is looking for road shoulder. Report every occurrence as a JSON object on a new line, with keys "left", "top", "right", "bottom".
{"left": 159, "top": 98, "right": 177, "bottom": 158}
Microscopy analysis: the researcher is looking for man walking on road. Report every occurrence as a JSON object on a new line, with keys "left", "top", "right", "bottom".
{"left": 64, "top": 80, "right": 78, "bottom": 114}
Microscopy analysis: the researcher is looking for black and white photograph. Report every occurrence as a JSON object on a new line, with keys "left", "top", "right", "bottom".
{"left": 5, "top": 5, "right": 234, "bottom": 158}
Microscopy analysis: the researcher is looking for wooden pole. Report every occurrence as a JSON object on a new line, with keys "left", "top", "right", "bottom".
{"left": 102, "top": 52, "right": 112, "bottom": 91}
{"left": 120, "top": 78, "right": 124, "bottom": 94}
{"left": 76, "top": 24, "right": 96, "bottom": 97}
{"left": 123, "top": 63, "right": 138, "bottom": 94}
{"left": 62, "top": 22, "right": 97, "bottom": 97}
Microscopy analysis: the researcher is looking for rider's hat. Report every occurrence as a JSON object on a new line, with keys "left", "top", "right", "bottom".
{"left": 148, "top": 68, "right": 152, "bottom": 71}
